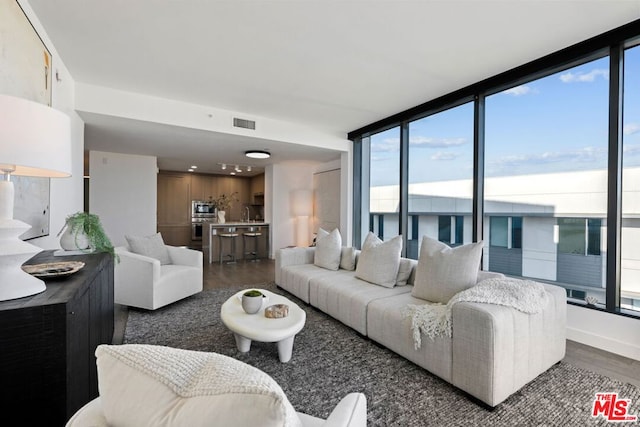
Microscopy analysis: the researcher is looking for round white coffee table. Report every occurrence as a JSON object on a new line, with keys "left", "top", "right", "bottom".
{"left": 220, "top": 289, "right": 306, "bottom": 363}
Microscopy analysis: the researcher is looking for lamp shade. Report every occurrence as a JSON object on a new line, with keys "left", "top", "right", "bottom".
{"left": 0, "top": 94, "right": 71, "bottom": 177}
{"left": 291, "top": 189, "right": 313, "bottom": 217}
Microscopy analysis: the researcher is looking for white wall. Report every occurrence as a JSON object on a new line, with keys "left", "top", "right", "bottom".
{"left": 75, "top": 83, "right": 349, "bottom": 152}
{"left": 268, "top": 161, "right": 318, "bottom": 256}
{"left": 89, "top": 151, "right": 157, "bottom": 247}
{"left": 313, "top": 159, "right": 341, "bottom": 234}
{"left": 567, "top": 305, "right": 640, "bottom": 360}
{"left": 19, "top": 1, "right": 84, "bottom": 249}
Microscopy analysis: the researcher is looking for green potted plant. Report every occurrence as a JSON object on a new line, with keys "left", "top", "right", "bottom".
{"left": 57, "top": 212, "right": 117, "bottom": 259}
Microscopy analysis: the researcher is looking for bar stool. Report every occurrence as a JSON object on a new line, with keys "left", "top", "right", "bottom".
{"left": 218, "top": 227, "right": 239, "bottom": 264}
{"left": 243, "top": 226, "right": 262, "bottom": 262}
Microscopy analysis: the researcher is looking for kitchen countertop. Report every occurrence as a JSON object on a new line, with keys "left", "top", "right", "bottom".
{"left": 206, "top": 222, "right": 269, "bottom": 227}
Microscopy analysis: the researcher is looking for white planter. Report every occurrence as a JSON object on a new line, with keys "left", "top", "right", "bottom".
{"left": 241, "top": 292, "right": 264, "bottom": 314}
{"left": 217, "top": 210, "right": 226, "bottom": 224}
{"left": 60, "top": 226, "right": 90, "bottom": 251}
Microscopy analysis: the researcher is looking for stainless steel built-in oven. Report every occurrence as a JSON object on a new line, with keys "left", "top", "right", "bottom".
{"left": 192, "top": 200, "right": 215, "bottom": 216}
{"left": 192, "top": 221, "right": 203, "bottom": 241}
{"left": 191, "top": 201, "right": 215, "bottom": 241}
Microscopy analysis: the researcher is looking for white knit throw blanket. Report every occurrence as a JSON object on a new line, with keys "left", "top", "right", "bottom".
{"left": 402, "top": 278, "right": 549, "bottom": 350}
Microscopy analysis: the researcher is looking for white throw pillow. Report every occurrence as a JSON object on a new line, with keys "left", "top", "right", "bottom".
{"left": 395, "top": 258, "right": 414, "bottom": 286}
{"left": 340, "top": 247, "right": 357, "bottom": 271}
{"left": 96, "top": 344, "right": 302, "bottom": 427}
{"left": 125, "top": 233, "right": 171, "bottom": 265}
{"left": 355, "top": 232, "right": 402, "bottom": 288}
{"left": 412, "top": 236, "right": 483, "bottom": 303}
{"left": 314, "top": 228, "right": 342, "bottom": 271}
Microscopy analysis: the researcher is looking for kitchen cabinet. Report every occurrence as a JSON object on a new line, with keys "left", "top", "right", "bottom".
{"left": 157, "top": 171, "right": 255, "bottom": 246}
{"left": 251, "top": 173, "right": 265, "bottom": 199}
{"left": 157, "top": 172, "right": 191, "bottom": 225}
{"left": 190, "top": 174, "right": 218, "bottom": 202}
{"left": 157, "top": 225, "right": 192, "bottom": 247}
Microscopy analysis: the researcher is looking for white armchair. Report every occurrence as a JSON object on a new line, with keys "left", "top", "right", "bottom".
{"left": 115, "top": 245, "right": 203, "bottom": 310}
{"left": 66, "top": 344, "right": 367, "bottom": 427}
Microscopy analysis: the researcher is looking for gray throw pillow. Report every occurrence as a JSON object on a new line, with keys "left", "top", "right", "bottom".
{"left": 395, "top": 258, "right": 414, "bottom": 286}
{"left": 125, "top": 232, "right": 171, "bottom": 265}
{"left": 412, "top": 236, "right": 483, "bottom": 303}
{"left": 314, "top": 228, "right": 342, "bottom": 270}
{"left": 340, "top": 247, "right": 357, "bottom": 271}
{"left": 355, "top": 232, "right": 402, "bottom": 288}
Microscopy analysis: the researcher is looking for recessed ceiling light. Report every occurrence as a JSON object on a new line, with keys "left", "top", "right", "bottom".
{"left": 188, "top": 168, "right": 194, "bottom": 172}
{"left": 230, "top": 172, "right": 236, "bottom": 175}
{"left": 191, "top": 165, "right": 197, "bottom": 169}
{"left": 245, "top": 150, "right": 270, "bottom": 159}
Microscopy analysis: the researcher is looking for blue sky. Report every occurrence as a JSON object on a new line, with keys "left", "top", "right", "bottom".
{"left": 370, "top": 45, "right": 640, "bottom": 187}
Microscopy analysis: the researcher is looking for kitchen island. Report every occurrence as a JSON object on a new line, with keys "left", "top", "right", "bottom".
{"left": 202, "top": 222, "right": 270, "bottom": 263}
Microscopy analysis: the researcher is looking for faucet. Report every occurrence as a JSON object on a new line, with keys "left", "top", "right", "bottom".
{"left": 244, "top": 206, "right": 250, "bottom": 222}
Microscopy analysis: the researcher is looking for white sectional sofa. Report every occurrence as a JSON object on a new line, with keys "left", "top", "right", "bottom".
{"left": 275, "top": 245, "right": 567, "bottom": 407}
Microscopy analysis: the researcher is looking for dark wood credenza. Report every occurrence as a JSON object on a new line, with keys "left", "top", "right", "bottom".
{"left": 0, "top": 250, "right": 114, "bottom": 426}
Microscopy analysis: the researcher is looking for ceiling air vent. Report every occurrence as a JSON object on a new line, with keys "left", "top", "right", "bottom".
{"left": 233, "top": 117, "right": 256, "bottom": 130}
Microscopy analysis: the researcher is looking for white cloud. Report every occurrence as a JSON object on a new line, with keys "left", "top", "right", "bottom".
{"left": 370, "top": 138, "right": 400, "bottom": 153}
{"left": 430, "top": 151, "right": 460, "bottom": 161}
{"left": 559, "top": 68, "right": 608, "bottom": 83}
{"left": 623, "top": 144, "right": 640, "bottom": 156}
{"left": 503, "top": 85, "right": 533, "bottom": 96}
{"left": 372, "top": 136, "right": 467, "bottom": 153}
{"left": 490, "top": 146, "right": 606, "bottom": 168}
{"left": 409, "top": 136, "right": 467, "bottom": 147}
{"left": 624, "top": 123, "right": 640, "bottom": 136}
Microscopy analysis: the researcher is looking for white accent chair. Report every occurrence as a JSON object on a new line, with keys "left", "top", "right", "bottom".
{"left": 114, "top": 245, "right": 203, "bottom": 310}
{"left": 65, "top": 344, "right": 367, "bottom": 427}
{"left": 67, "top": 393, "right": 367, "bottom": 427}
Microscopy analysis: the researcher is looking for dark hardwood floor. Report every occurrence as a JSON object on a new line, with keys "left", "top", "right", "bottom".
{"left": 113, "top": 257, "right": 640, "bottom": 387}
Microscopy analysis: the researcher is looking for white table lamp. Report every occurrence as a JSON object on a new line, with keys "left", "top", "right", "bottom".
{"left": 0, "top": 94, "right": 71, "bottom": 301}
{"left": 291, "top": 189, "right": 313, "bottom": 247}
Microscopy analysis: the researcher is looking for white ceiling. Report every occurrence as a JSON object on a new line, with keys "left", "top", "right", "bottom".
{"left": 28, "top": 0, "right": 640, "bottom": 174}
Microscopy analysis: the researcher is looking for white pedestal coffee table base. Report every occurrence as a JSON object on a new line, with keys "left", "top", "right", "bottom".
{"left": 221, "top": 289, "right": 306, "bottom": 363}
{"left": 233, "top": 333, "right": 296, "bottom": 363}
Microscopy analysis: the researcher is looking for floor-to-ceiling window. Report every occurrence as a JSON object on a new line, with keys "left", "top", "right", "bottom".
{"left": 368, "top": 127, "right": 400, "bottom": 242}
{"left": 622, "top": 41, "right": 640, "bottom": 312}
{"left": 484, "top": 57, "right": 609, "bottom": 304}
{"left": 406, "top": 103, "right": 474, "bottom": 259}
{"left": 351, "top": 21, "right": 640, "bottom": 316}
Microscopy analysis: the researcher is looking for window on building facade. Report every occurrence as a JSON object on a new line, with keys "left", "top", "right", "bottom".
{"left": 438, "top": 215, "right": 464, "bottom": 246}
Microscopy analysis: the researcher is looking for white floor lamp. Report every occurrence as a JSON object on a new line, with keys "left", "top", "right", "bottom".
{"left": 291, "top": 189, "right": 313, "bottom": 247}
{"left": 0, "top": 94, "right": 71, "bottom": 301}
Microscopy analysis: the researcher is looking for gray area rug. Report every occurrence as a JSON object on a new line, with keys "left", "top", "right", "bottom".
{"left": 124, "top": 283, "right": 640, "bottom": 426}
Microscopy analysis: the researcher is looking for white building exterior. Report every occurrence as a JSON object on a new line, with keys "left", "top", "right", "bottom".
{"left": 370, "top": 167, "right": 640, "bottom": 306}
